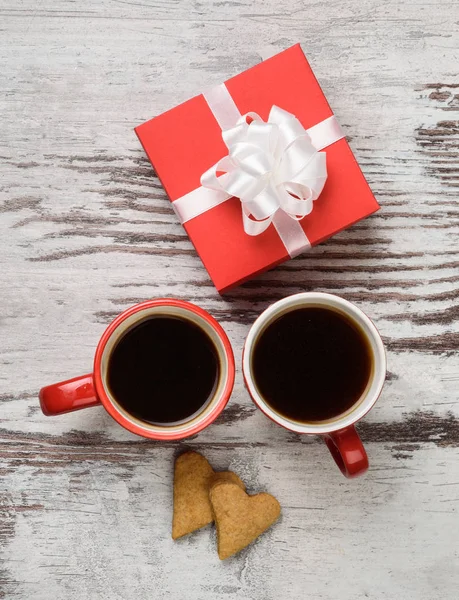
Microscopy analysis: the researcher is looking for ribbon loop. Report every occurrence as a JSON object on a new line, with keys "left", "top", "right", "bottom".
{"left": 201, "top": 104, "right": 334, "bottom": 235}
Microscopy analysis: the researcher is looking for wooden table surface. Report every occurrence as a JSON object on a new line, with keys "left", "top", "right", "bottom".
{"left": 1, "top": 1, "right": 458, "bottom": 598}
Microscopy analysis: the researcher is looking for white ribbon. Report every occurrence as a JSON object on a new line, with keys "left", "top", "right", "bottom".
{"left": 172, "top": 83, "right": 344, "bottom": 256}
{"left": 201, "top": 105, "right": 329, "bottom": 236}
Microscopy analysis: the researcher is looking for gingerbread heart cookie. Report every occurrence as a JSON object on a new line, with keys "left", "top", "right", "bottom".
{"left": 210, "top": 482, "right": 281, "bottom": 559}
{"left": 210, "top": 471, "right": 245, "bottom": 491}
{"left": 172, "top": 451, "right": 244, "bottom": 539}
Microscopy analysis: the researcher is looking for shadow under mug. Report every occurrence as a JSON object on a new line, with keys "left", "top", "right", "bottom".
{"left": 39, "top": 299, "right": 235, "bottom": 440}
{"left": 242, "top": 292, "right": 386, "bottom": 477}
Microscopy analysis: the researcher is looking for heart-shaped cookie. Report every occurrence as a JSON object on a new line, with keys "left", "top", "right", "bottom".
{"left": 210, "top": 471, "right": 245, "bottom": 490}
{"left": 210, "top": 482, "right": 281, "bottom": 559}
{"left": 172, "top": 451, "right": 244, "bottom": 539}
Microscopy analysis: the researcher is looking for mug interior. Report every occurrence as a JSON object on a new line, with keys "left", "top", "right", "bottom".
{"left": 243, "top": 293, "right": 386, "bottom": 434}
{"left": 98, "top": 303, "right": 231, "bottom": 438}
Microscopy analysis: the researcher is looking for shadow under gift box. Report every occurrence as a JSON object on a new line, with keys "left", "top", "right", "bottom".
{"left": 135, "top": 44, "right": 380, "bottom": 293}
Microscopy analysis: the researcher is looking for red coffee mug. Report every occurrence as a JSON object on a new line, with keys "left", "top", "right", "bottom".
{"left": 39, "top": 299, "right": 235, "bottom": 440}
{"left": 243, "top": 293, "right": 386, "bottom": 477}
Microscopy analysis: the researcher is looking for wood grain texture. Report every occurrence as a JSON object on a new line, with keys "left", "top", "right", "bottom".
{"left": 1, "top": 0, "right": 459, "bottom": 598}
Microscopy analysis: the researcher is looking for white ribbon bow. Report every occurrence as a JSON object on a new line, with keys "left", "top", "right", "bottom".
{"left": 200, "top": 106, "right": 327, "bottom": 236}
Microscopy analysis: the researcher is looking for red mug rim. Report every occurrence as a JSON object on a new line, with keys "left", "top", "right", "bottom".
{"left": 93, "top": 299, "right": 235, "bottom": 440}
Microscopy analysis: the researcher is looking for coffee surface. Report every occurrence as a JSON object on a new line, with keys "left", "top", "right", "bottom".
{"left": 252, "top": 307, "right": 372, "bottom": 422}
{"left": 108, "top": 316, "right": 219, "bottom": 424}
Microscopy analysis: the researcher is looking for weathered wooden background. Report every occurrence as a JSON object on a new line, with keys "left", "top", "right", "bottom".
{"left": 1, "top": 1, "right": 458, "bottom": 598}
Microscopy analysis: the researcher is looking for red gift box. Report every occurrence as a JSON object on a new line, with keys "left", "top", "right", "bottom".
{"left": 135, "top": 44, "right": 379, "bottom": 293}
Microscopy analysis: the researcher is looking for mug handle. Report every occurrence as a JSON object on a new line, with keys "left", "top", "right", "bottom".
{"left": 39, "top": 374, "right": 101, "bottom": 416}
{"left": 323, "top": 425, "right": 369, "bottom": 478}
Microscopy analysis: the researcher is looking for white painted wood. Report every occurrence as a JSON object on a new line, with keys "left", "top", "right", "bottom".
{"left": 1, "top": 0, "right": 459, "bottom": 598}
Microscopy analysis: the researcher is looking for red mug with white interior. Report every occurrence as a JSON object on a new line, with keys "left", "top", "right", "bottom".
{"left": 39, "top": 299, "right": 235, "bottom": 440}
{"left": 243, "top": 292, "right": 386, "bottom": 477}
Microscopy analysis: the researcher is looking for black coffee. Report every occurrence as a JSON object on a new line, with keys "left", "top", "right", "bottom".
{"left": 252, "top": 307, "right": 372, "bottom": 422}
{"left": 107, "top": 316, "right": 219, "bottom": 424}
